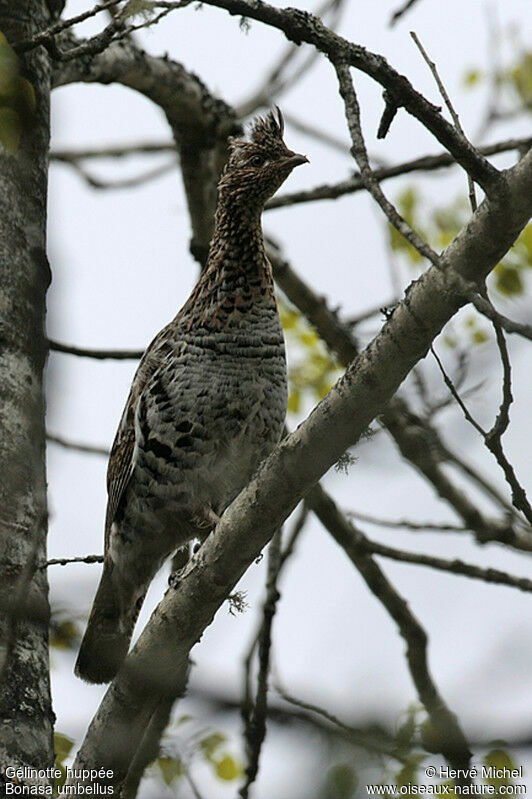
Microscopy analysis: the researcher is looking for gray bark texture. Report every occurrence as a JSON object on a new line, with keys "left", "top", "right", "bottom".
{"left": 0, "top": 0, "right": 54, "bottom": 792}
{"left": 66, "top": 150, "right": 532, "bottom": 794}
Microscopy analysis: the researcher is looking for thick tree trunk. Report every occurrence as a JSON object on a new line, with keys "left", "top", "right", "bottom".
{"left": 0, "top": 1, "right": 53, "bottom": 792}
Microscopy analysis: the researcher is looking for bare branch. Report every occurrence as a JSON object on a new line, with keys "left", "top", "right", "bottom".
{"left": 410, "top": 31, "right": 477, "bottom": 212}
{"left": 46, "top": 433, "right": 109, "bottom": 457}
{"left": 347, "top": 511, "right": 468, "bottom": 533}
{"left": 240, "top": 530, "right": 283, "bottom": 799}
{"left": 55, "top": 158, "right": 176, "bottom": 190}
{"left": 270, "top": 245, "right": 529, "bottom": 549}
{"left": 365, "top": 538, "right": 532, "bottom": 594}
{"left": 389, "top": 0, "right": 423, "bottom": 27}
{"left": 431, "top": 346, "right": 532, "bottom": 525}
{"left": 48, "top": 339, "right": 143, "bottom": 359}
{"left": 267, "top": 138, "right": 531, "bottom": 210}
{"left": 50, "top": 141, "right": 177, "bottom": 161}
{"left": 334, "top": 60, "right": 441, "bottom": 266}
{"left": 306, "top": 485, "right": 472, "bottom": 773}
{"left": 44, "top": 554, "right": 104, "bottom": 568}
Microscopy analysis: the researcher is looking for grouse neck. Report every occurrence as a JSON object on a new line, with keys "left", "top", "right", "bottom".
{"left": 208, "top": 195, "right": 265, "bottom": 275}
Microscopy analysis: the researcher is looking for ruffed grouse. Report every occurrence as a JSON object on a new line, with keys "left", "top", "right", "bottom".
{"left": 75, "top": 109, "right": 308, "bottom": 683}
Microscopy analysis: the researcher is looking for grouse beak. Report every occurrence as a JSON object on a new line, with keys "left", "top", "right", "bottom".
{"left": 284, "top": 153, "right": 309, "bottom": 169}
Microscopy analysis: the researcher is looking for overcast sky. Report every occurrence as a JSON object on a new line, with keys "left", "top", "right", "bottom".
{"left": 45, "top": 1, "right": 532, "bottom": 796}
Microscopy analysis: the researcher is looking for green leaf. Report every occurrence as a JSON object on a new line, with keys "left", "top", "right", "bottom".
{"left": 158, "top": 756, "right": 183, "bottom": 786}
{"left": 472, "top": 329, "right": 489, "bottom": 345}
{"left": 483, "top": 749, "right": 517, "bottom": 788}
{"left": 328, "top": 764, "right": 357, "bottom": 798}
{"left": 463, "top": 68, "right": 483, "bottom": 88}
{"left": 54, "top": 732, "right": 74, "bottom": 765}
{"left": 214, "top": 754, "right": 242, "bottom": 781}
{"left": 494, "top": 263, "right": 523, "bottom": 296}
{"left": 50, "top": 619, "right": 81, "bottom": 650}
{"left": 199, "top": 732, "right": 226, "bottom": 760}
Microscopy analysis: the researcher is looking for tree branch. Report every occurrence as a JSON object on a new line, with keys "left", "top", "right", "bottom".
{"left": 267, "top": 137, "right": 531, "bottom": 210}
{"left": 48, "top": 339, "right": 143, "bottom": 359}
{"left": 240, "top": 529, "right": 282, "bottom": 799}
{"left": 53, "top": 34, "right": 239, "bottom": 265}
{"left": 306, "top": 484, "right": 472, "bottom": 774}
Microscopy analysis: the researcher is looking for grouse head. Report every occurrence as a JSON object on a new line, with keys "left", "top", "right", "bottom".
{"left": 219, "top": 107, "right": 308, "bottom": 210}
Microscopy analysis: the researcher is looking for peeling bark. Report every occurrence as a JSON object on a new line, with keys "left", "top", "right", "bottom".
{"left": 0, "top": 1, "right": 53, "bottom": 791}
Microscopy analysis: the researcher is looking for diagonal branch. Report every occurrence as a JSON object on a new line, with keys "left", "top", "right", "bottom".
{"left": 334, "top": 60, "right": 440, "bottom": 266}
{"left": 269, "top": 246, "right": 530, "bottom": 549}
{"left": 306, "top": 484, "right": 472, "bottom": 773}
{"left": 65, "top": 147, "right": 532, "bottom": 794}
{"left": 410, "top": 31, "right": 477, "bottom": 212}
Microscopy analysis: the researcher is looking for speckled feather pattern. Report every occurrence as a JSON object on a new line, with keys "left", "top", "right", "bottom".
{"left": 75, "top": 110, "right": 307, "bottom": 683}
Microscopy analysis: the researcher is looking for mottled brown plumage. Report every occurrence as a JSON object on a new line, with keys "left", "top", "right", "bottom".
{"left": 75, "top": 109, "right": 308, "bottom": 684}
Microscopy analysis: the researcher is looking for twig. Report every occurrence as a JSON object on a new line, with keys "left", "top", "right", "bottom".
{"left": 347, "top": 511, "right": 468, "bottom": 533}
{"left": 48, "top": 339, "right": 143, "bottom": 359}
{"left": 240, "top": 529, "right": 283, "bottom": 799}
{"left": 334, "top": 60, "right": 441, "bottom": 266}
{"left": 236, "top": 0, "right": 346, "bottom": 117}
{"left": 410, "top": 31, "right": 477, "bottom": 212}
{"left": 431, "top": 346, "right": 532, "bottom": 525}
{"left": 307, "top": 484, "right": 473, "bottom": 774}
{"left": 43, "top": 554, "right": 104, "bottom": 568}
{"left": 56, "top": 159, "right": 176, "bottom": 190}
{"left": 346, "top": 298, "right": 399, "bottom": 328}
{"left": 273, "top": 682, "right": 405, "bottom": 760}
{"left": 389, "top": 0, "right": 422, "bottom": 27}
{"left": 14, "top": 1, "right": 192, "bottom": 61}
{"left": 279, "top": 502, "right": 308, "bottom": 568}
{"left": 12, "top": 0, "right": 123, "bottom": 53}
{"left": 366, "top": 539, "right": 532, "bottom": 594}
{"left": 46, "top": 433, "right": 109, "bottom": 457}
{"left": 267, "top": 137, "right": 531, "bottom": 210}
{"left": 51, "top": 141, "right": 177, "bottom": 161}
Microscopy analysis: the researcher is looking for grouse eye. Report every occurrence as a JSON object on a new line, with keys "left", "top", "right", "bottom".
{"left": 250, "top": 154, "right": 265, "bottom": 167}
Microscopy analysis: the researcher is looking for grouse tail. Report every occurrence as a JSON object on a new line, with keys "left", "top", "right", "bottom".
{"left": 74, "top": 561, "right": 145, "bottom": 684}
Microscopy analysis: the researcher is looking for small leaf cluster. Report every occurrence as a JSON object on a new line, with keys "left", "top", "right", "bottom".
{"left": 279, "top": 299, "right": 342, "bottom": 415}
{"left": 464, "top": 50, "right": 532, "bottom": 112}
{"left": 49, "top": 605, "right": 82, "bottom": 651}
{"left": 388, "top": 188, "right": 532, "bottom": 348}
{"left": 154, "top": 719, "right": 243, "bottom": 791}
